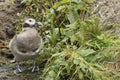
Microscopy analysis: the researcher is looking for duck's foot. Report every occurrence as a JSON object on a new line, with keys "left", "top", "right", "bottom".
{"left": 28, "top": 61, "right": 39, "bottom": 72}
{"left": 28, "top": 65, "right": 39, "bottom": 72}
{"left": 14, "top": 67, "right": 24, "bottom": 73}
{"left": 14, "top": 62, "right": 24, "bottom": 73}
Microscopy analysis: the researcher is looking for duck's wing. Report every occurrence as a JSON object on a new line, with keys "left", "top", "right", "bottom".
{"left": 9, "top": 35, "right": 17, "bottom": 54}
{"left": 34, "top": 36, "right": 43, "bottom": 54}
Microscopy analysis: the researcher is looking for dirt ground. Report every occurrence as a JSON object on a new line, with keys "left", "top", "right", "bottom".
{"left": 0, "top": 0, "right": 21, "bottom": 52}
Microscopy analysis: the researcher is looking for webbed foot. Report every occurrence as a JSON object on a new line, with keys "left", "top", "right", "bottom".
{"left": 14, "top": 67, "right": 24, "bottom": 73}
{"left": 14, "top": 62, "right": 24, "bottom": 73}
{"left": 28, "top": 61, "right": 39, "bottom": 72}
{"left": 28, "top": 65, "right": 39, "bottom": 72}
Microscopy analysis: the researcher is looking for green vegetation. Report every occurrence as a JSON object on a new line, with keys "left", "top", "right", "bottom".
{"left": 16, "top": 0, "right": 120, "bottom": 80}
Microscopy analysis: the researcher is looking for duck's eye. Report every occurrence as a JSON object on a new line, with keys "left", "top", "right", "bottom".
{"left": 29, "top": 19, "right": 32, "bottom": 22}
{"left": 32, "top": 48, "right": 38, "bottom": 52}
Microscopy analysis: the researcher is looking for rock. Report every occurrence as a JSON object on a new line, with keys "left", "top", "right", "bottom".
{"left": 93, "top": 0, "right": 120, "bottom": 27}
{"left": 92, "top": 0, "right": 120, "bottom": 38}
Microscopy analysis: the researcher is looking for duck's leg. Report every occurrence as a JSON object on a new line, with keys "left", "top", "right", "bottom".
{"left": 28, "top": 61, "right": 39, "bottom": 72}
{"left": 14, "top": 62, "right": 24, "bottom": 73}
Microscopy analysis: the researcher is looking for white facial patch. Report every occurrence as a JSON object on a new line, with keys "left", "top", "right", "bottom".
{"left": 24, "top": 18, "right": 36, "bottom": 26}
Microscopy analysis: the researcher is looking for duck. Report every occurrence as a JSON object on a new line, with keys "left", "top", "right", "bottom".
{"left": 9, "top": 17, "right": 43, "bottom": 73}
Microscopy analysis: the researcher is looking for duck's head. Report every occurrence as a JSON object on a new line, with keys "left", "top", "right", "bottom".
{"left": 22, "top": 17, "right": 43, "bottom": 31}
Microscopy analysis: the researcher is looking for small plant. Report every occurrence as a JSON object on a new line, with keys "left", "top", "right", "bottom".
{"left": 42, "top": 46, "right": 109, "bottom": 80}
